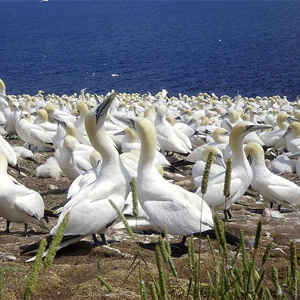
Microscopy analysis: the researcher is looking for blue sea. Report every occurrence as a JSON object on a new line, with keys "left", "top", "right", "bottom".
{"left": 1, "top": 1, "right": 300, "bottom": 100}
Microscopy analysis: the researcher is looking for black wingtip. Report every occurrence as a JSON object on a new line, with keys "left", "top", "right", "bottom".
{"left": 20, "top": 235, "right": 53, "bottom": 255}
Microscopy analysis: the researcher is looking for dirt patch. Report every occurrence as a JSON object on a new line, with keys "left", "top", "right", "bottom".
{"left": 0, "top": 138, "right": 300, "bottom": 299}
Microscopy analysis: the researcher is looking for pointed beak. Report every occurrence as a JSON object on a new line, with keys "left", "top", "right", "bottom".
{"left": 94, "top": 93, "right": 115, "bottom": 123}
{"left": 53, "top": 117, "right": 67, "bottom": 128}
{"left": 224, "top": 119, "right": 233, "bottom": 130}
{"left": 287, "top": 117, "right": 299, "bottom": 123}
{"left": 114, "top": 130, "right": 126, "bottom": 136}
{"left": 245, "top": 124, "right": 273, "bottom": 133}
{"left": 282, "top": 127, "right": 292, "bottom": 138}
{"left": 286, "top": 151, "right": 300, "bottom": 158}
{"left": 113, "top": 116, "right": 136, "bottom": 129}
{"left": 215, "top": 154, "right": 226, "bottom": 169}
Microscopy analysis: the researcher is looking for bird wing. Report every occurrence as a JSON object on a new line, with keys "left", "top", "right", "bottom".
{"left": 200, "top": 174, "right": 243, "bottom": 208}
{"left": 14, "top": 191, "right": 44, "bottom": 220}
{"left": 267, "top": 180, "right": 300, "bottom": 205}
{"left": 30, "top": 128, "right": 53, "bottom": 144}
{"left": 0, "top": 136, "right": 17, "bottom": 165}
{"left": 51, "top": 195, "right": 124, "bottom": 237}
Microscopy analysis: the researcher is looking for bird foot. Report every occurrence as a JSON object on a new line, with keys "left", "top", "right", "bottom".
{"left": 222, "top": 216, "right": 248, "bottom": 222}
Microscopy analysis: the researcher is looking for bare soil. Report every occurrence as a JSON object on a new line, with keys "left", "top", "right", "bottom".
{"left": 1, "top": 137, "right": 300, "bottom": 299}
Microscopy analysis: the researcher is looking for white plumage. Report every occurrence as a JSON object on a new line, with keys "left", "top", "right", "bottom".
{"left": 135, "top": 117, "right": 213, "bottom": 242}
{"left": 196, "top": 121, "right": 272, "bottom": 219}
{"left": 0, "top": 151, "right": 48, "bottom": 235}
{"left": 24, "top": 94, "right": 131, "bottom": 261}
{"left": 245, "top": 142, "right": 300, "bottom": 211}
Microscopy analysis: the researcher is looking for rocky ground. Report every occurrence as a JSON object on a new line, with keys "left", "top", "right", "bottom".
{"left": 0, "top": 137, "right": 300, "bottom": 299}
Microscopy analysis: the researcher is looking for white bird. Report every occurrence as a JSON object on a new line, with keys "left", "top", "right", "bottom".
{"left": 259, "top": 112, "right": 294, "bottom": 151}
{"left": 3, "top": 101, "right": 21, "bottom": 137}
{"left": 15, "top": 112, "right": 54, "bottom": 152}
{"left": 53, "top": 118, "right": 96, "bottom": 181}
{"left": 134, "top": 117, "right": 214, "bottom": 245}
{"left": 193, "top": 146, "right": 226, "bottom": 189}
{"left": 112, "top": 190, "right": 161, "bottom": 234}
{"left": 33, "top": 109, "right": 58, "bottom": 139}
{"left": 166, "top": 114, "right": 195, "bottom": 139}
{"left": 36, "top": 156, "right": 63, "bottom": 179}
{"left": 196, "top": 121, "right": 272, "bottom": 220}
{"left": 0, "top": 151, "right": 48, "bottom": 235}
{"left": 52, "top": 119, "right": 79, "bottom": 153}
{"left": 245, "top": 142, "right": 300, "bottom": 211}
{"left": 120, "top": 127, "right": 141, "bottom": 153}
{"left": 56, "top": 135, "right": 94, "bottom": 181}
{"left": 184, "top": 127, "right": 230, "bottom": 164}
{"left": 282, "top": 121, "right": 300, "bottom": 154}
{"left": 44, "top": 103, "right": 77, "bottom": 124}
{"left": 67, "top": 150, "right": 102, "bottom": 199}
{"left": 22, "top": 94, "right": 131, "bottom": 260}
{"left": 220, "top": 109, "right": 242, "bottom": 132}
{"left": 154, "top": 105, "right": 192, "bottom": 155}
{"left": 120, "top": 127, "right": 170, "bottom": 167}
{"left": 12, "top": 146, "right": 35, "bottom": 162}
{"left": 74, "top": 102, "right": 92, "bottom": 146}
{"left": 267, "top": 154, "right": 296, "bottom": 175}
{"left": 0, "top": 134, "right": 18, "bottom": 169}
{"left": 287, "top": 151, "right": 300, "bottom": 179}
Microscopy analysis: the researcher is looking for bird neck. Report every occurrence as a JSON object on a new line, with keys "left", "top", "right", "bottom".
{"left": 138, "top": 131, "right": 157, "bottom": 172}
{"left": 230, "top": 135, "right": 249, "bottom": 169}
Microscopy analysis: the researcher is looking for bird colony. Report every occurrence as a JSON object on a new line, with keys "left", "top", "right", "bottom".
{"left": 0, "top": 78, "right": 299, "bottom": 261}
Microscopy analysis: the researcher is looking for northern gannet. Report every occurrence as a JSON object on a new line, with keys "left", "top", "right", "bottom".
{"left": 0, "top": 151, "right": 48, "bottom": 235}
{"left": 245, "top": 142, "right": 300, "bottom": 211}
{"left": 282, "top": 121, "right": 300, "bottom": 154}
{"left": 193, "top": 146, "right": 226, "bottom": 189}
{"left": 267, "top": 154, "right": 296, "bottom": 175}
{"left": 45, "top": 103, "right": 77, "bottom": 124}
{"left": 134, "top": 117, "right": 213, "bottom": 244}
{"left": 74, "top": 102, "right": 92, "bottom": 146}
{"left": 196, "top": 121, "right": 272, "bottom": 220}
{"left": 15, "top": 112, "right": 54, "bottom": 152}
{"left": 22, "top": 94, "right": 131, "bottom": 261}
{"left": 260, "top": 112, "right": 295, "bottom": 151}
{"left": 66, "top": 150, "right": 101, "bottom": 199}
{"left": 0, "top": 134, "right": 18, "bottom": 169}
{"left": 56, "top": 134, "right": 94, "bottom": 181}
{"left": 154, "top": 105, "right": 192, "bottom": 155}
{"left": 36, "top": 156, "right": 63, "bottom": 179}
{"left": 33, "top": 109, "right": 58, "bottom": 139}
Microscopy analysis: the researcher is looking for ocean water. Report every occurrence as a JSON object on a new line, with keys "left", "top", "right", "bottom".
{"left": 1, "top": 1, "right": 300, "bottom": 100}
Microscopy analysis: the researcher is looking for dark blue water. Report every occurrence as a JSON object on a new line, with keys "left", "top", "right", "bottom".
{"left": 1, "top": 1, "right": 300, "bottom": 100}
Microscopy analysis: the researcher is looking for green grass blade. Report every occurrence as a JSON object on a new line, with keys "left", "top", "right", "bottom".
{"left": 43, "top": 212, "right": 69, "bottom": 269}
{"left": 23, "top": 238, "right": 47, "bottom": 300}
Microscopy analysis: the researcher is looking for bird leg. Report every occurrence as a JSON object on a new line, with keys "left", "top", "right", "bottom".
{"left": 277, "top": 205, "right": 282, "bottom": 212}
{"left": 270, "top": 202, "right": 274, "bottom": 209}
{"left": 5, "top": 221, "right": 10, "bottom": 233}
{"left": 23, "top": 223, "right": 29, "bottom": 237}
{"left": 100, "top": 234, "right": 108, "bottom": 245}
{"left": 223, "top": 209, "right": 247, "bottom": 222}
{"left": 223, "top": 209, "right": 232, "bottom": 221}
{"left": 92, "top": 234, "right": 101, "bottom": 245}
{"left": 92, "top": 234, "right": 108, "bottom": 246}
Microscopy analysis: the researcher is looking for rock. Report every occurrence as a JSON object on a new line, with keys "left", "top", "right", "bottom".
{"left": 262, "top": 208, "right": 284, "bottom": 219}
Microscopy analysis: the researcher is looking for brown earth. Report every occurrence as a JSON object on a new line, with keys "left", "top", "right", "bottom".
{"left": 0, "top": 137, "right": 300, "bottom": 299}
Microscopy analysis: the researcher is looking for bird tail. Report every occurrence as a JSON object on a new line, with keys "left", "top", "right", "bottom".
{"left": 200, "top": 229, "right": 240, "bottom": 247}
{"left": 20, "top": 234, "right": 53, "bottom": 256}
{"left": 171, "top": 159, "right": 194, "bottom": 167}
